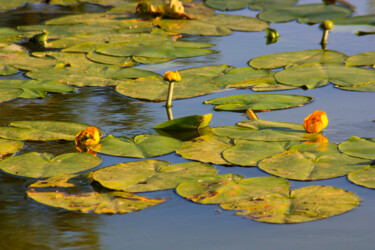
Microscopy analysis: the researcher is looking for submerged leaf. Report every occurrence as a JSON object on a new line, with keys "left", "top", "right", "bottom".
{"left": 221, "top": 185, "right": 360, "bottom": 224}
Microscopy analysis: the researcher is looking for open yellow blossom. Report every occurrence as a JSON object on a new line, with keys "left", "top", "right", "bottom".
{"left": 163, "top": 71, "right": 181, "bottom": 82}
{"left": 75, "top": 126, "right": 101, "bottom": 154}
{"left": 303, "top": 110, "right": 328, "bottom": 133}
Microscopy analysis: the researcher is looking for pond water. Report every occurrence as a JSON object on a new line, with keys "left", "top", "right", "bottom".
{"left": 0, "top": 0, "right": 375, "bottom": 249}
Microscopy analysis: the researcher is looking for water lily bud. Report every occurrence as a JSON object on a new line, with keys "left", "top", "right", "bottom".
{"left": 163, "top": 71, "right": 181, "bottom": 82}
{"left": 320, "top": 20, "right": 333, "bottom": 30}
{"left": 303, "top": 110, "right": 329, "bottom": 133}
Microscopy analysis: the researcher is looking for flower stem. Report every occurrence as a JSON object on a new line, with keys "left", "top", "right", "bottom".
{"left": 166, "top": 106, "right": 174, "bottom": 120}
{"left": 320, "top": 30, "right": 329, "bottom": 46}
{"left": 166, "top": 81, "right": 174, "bottom": 108}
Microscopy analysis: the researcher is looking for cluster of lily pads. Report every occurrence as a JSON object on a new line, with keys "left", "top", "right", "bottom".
{"left": 0, "top": 0, "right": 374, "bottom": 224}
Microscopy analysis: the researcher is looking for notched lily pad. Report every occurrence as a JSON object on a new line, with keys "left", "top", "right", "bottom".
{"left": 204, "top": 94, "right": 313, "bottom": 111}
{"left": 0, "top": 152, "right": 101, "bottom": 178}
{"left": 27, "top": 174, "right": 167, "bottom": 214}
{"left": 258, "top": 142, "right": 370, "bottom": 180}
{"left": 221, "top": 185, "right": 360, "bottom": 224}
{"left": 93, "top": 160, "right": 218, "bottom": 192}
{"left": 176, "top": 174, "right": 290, "bottom": 204}
{"left": 339, "top": 136, "right": 375, "bottom": 160}
{"left": 92, "top": 134, "right": 182, "bottom": 158}
{"left": 348, "top": 165, "right": 375, "bottom": 189}
{"left": 154, "top": 114, "right": 212, "bottom": 130}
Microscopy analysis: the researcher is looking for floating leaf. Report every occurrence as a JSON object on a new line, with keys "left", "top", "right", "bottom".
{"left": 248, "top": 0, "right": 298, "bottom": 11}
{"left": 275, "top": 63, "right": 375, "bottom": 89}
{"left": 93, "top": 160, "right": 218, "bottom": 192}
{"left": 258, "top": 143, "right": 370, "bottom": 180}
{"left": 223, "top": 140, "right": 297, "bottom": 166}
{"left": 338, "top": 136, "right": 375, "bottom": 160}
{"left": 0, "top": 88, "right": 23, "bottom": 103}
{"left": 184, "top": 2, "right": 215, "bottom": 19}
{"left": 0, "top": 152, "right": 101, "bottom": 178}
{"left": 249, "top": 50, "right": 348, "bottom": 69}
{"left": 132, "top": 56, "right": 172, "bottom": 65}
{"left": 86, "top": 52, "right": 137, "bottom": 67}
{"left": 204, "top": 94, "right": 313, "bottom": 111}
{"left": 92, "top": 134, "right": 182, "bottom": 158}
{"left": 176, "top": 134, "right": 233, "bottom": 165}
{"left": 0, "top": 65, "right": 18, "bottom": 75}
{"left": 27, "top": 174, "right": 167, "bottom": 214}
{"left": 258, "top": 4, "right": 352, "bottom": 24}
{"left": 176, "top": 174, "right": 290, "bottom": 204}
{"left": 205, "top": 0, "right": 298, "bottom": 11}
{"left": 199, "top": 14, "right": 268, "bottom": 32}
{"left": 0, "top": 121, "right": 89, "bottom": 141}
{"left": 0, "top": 50, "right": 57, "bottom": 72}
{"left": 204, "top": 0, "right": 249, "bottom": 11}
{"left": 345, "top": 51, "right": 375, "bottom": 67}
{"left": 214, "top": 120, "right": 321, "bottom": 141}
{"left": 32, "top": 51, "right": 97, "bottom": 68}
{"left": 0, "top": 139, "right": 23, "bottom": 157}
{"left": 27, "top": 64, "right": 159, "bottom": 87}
{"left": 154, "top": 114, "right": 212, "bottom": 130}
{"left": 348, "top": 165, "right": 375, "bottom": 189}
{"left": 333, "top": 15, "right": 375, "bottom": 25}
{"left": 221, "top": 185, "right": 360, "bottom": 224}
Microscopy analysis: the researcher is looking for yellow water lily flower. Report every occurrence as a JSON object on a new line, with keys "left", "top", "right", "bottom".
{"left": 303, "top": 110, "right": 329, "bottom": 133}
{"left": 163, "top": 70, "right": 181, "bottom": 82}
{"left": 75, "top": 126, "right": 101, "bottom": 154}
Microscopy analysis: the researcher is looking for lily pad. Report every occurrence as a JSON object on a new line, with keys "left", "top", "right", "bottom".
{"left": 248, "top": 0, "right": 298, "bottom": 11}
{"left": 93, "top": 160, "right": 218, "bottom": 192}
{"left": 345, "top": 51, "right": 375, "bottom": 67}
{"left": 27, "top": 64, "right": 159, "bottom": 87}
{"left": 204, "top": 94, "right": 313, "bottom": 111}
{"left": 221, "top": 185, "right": 360, "bottom": 224}
{"left": 0, "top": 88, "right": 23, "bottom": 103}
{"left": 86, "top": 52, "right": 137, "bottom": 67}
{"left": 0, "top": 152, "right": 101, "bottom": 178}
{"left": 32, "top": 51, "right": 97, "bottom": 68}
{"left": 154, "top": 114, "right": 212, "bottom": 130}
{"left": 199, "top": 14, "right": 268, "bottom": 32}
{"left": 275, "top": 63, "right": 375, "bottom": 89}
{"left": 92, "top": 134, "right": 182, "bottom": 158}
{"left": 0, "top": 121, "right": 89, "bottom": 141}
{"left": 175, "top": 134, "right": 233, "bottom": 165}
{"left": 338, "top": 137, "right": 375, "bottom": 160}
{"left": 205, "top": 0, "right": 298, "bottom": 11}
{"left": 0, "top": 139, "right": 23, "bottom": 157}
{"left": 176, "top": 174, "right": 290, "bottom": 204}
{"left": 348, "top": 165, "right": 375, "bottom": 189}
{"left": 0, "top": 50, "right": 57, "bottom": 72}
{"left": 258, "top": 143, "right": 370, "bottom": 180}
{"left": 204, "top": 0, "right": 249, "bottom": 11}
{"left": 258, "top": 4, "right": 352, "bottom": 24}
{"left": 0, "top": 79, "right": 75, "bottom": 99}
{"left": 333, "top": 15, "right": 375, "bottom": 25}
{"left": 27, "top": 174, "right": 167, "bottom": 214}
{"left": 0, "top": 65, "right": 18, "bottom": 75}
{"left": 223, "top": 140, "right": 297, "bottom": 166}
{"left": 249, "top": 50, "right": 348, "bottom": 69}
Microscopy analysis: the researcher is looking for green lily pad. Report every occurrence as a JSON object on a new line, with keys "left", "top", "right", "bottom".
{"left": 333, "top": 15, "right": 375, "bottom": 25}
{"left": 0, "top": 121, "right": 89, "bottom": 141}
{"left": 0, "top": 65, "right": 18, "bottom": 75}
{"left": 32, "top": 51, "right": 97, "bottom": 68}
{"left": 348, "top": 165, "right": 375, "bottom": 189}
{"left": 221, "top": 185, "right": 360, "bottom": 224}
{"left": 0, "top": 79, "right": 75, "bottom": 99}
{"left": 223, "top": 140, "right": 297, "bottom": 166}
{"left": 258, "top": 142, "right": 370, "bottom": 180}
{"left": 258, "top": 4, "right": 352, "bottom": 24}
{"left": 0, "top": 0, "right": 38, "bottom": 12}
{"left": 339, "top": 137, "right": 375, "bottom": 160}
{"left": 27, "top": 174, "right": 167, "bottom": 214}
{"left": 93, "top": 160, "right": 218, "bottom": 192}
{"left": 176, "top": 134, "right": 233, "bottom": 165}
{"left": 132, "top": 56, "right": 172, "bottom": 65}
{"left": 0, "top": 27, "right": 23, "bottom": 43}
{"left": 154, "top": 114, "right": 212, "bottom": 130}
{"left": 199, "top": 14, "right": 268, "bottom": 32}
{"left": 204, "top": 0, "right": 249, "bottom": 11}
{"left": 184, "top": 2, "right": 215, "bottom": 19}
{"left": 0, "top": 139, "right": 23, "bottom": 157}
{"left": 86, "top": 52, "right": 137, "bottom": 67}
{"left": 249, "top": 50, "right": 348, "bottom": 69}
{"left": 0, "top": 50, "right": 57, "bottom": 72}
{"left": 0, "top": 152, "right": 101, "bottom": 178}
{"left": 345, "top": 51, "right": 375, "bottom": 67}
{"left": 205, "top": 0, "right": 298, "bottom": 11}
{"left": 92, "top": 134, "right": 182, "bottom": 158}
{"left": 97, "top": 40, "right": 215, "bottom": 59}
{"left": 176, "top": 174, "right": 290, "bottom": 204}
{"left": 275, "top": 63, "right": 375, "bottom": 89}
{"left": 204, "top": 94, "right": 313, "bottom": 111}
{"left": 248, "top": 0, "right": 298, "bottom": 11}
{"left": 0, "top": 88, "right": 23, "bottom": 103}
{"left": 27, "top": 64, "right": 159, "bottom": 87}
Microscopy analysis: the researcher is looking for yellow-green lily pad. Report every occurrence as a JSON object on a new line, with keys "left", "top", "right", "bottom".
{"left": 0, "top": 138, "right": 23, "bottom": 157}
{"left": 339, "top": 136, "right": 375, "bottom": 160}
{"left": 345, "top": 51, "right": 375, "bottom": 67}
{"left": 154, "top": 114, "right": 212, "bottom": 130}
{"left": 348, "top": 165, "right": 375, "bottom": 189}
{"left": 221, "top": 185, "right": 360, "bottom": 224}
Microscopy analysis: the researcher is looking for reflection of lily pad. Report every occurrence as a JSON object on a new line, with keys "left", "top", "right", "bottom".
{"left": 154, "top": 114, "right": 212, "bottom": 130}
{"left": 0, "top": 152, "right": 101, "bottom": 178}
{"left": 176, "top": 134, "right": 233, "bottom": 165}
{"left": 221, "top": 185, "right": 360, "bottom": 224}
{"left": 348, "top": 165, "right": 375, "bottom": 189}
{"left": 176, "top": 174, "right": 290, "bottom": 204}
{"left": 339, "top": 136, "right": 375, "bottom": 160}
{"left": 215, "top": 120, "right": 321, "bottom": 141}
{"left": 0, "top": 121, "right": 89, "bottom": 141}
{"left": 249, "top": 50, "right": 348, "bottom": 69}
{"left": 93, "top": 160, "right": 218, "bottom": 192}
{"left": 275, "top": 63, "right": 375, "bottom": 89}
{"left": 204, "top": 94, "right": 313, "bottom": 111}
{"left": 92, "top": 134, "right": 182, "bottom": 158}
{"left": 345, "top": 51, "right": 375, "bottom": 67}
{"left": 0, "top": 139, "right": 23, "bottom": 157}
{"left": 223, "top": 140, "right": 297, "bottom": 166}
{"left": 258, "top": 143, "right": 370, "bottom": 180}
{"left": 27, "top": 174, "right": 167, "bottom": 214}
{"left": 258, "top": 4, "right": 352, "bottom": 24}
